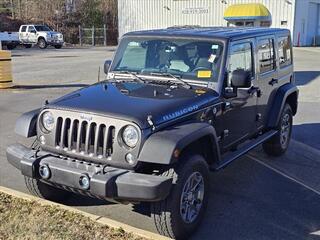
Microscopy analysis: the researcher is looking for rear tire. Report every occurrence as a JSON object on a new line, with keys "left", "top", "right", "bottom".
{"left": 6, "top": 44, "right": 16, "bottom": 50}
{"left": 263, "top": 103, "right": 293, "bottom": 156}
{"left": 54, "top": 45, "right": 62, "bottom": 49}
{"left": 24, "top": 176, "right": 72, "bottom": 202}
{"left": 150, "top": 155, "right": 209, "bottom": 239}
{"left": 38, "top": 38, "right": 47, "bottom": 49}
{"left": 24, "top": 44, "right": 32, "bottom": 49}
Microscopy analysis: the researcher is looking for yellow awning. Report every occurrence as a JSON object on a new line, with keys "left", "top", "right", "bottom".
{"left": 224, "top": 3, "right": 271, "bottom": 21}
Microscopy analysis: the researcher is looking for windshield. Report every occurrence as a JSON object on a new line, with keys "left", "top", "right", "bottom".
{"left": 34, "top": 25, "right": 52, "bottom": 32}
{"left": 111, "top": 37, "right": 224, "bottom": 87}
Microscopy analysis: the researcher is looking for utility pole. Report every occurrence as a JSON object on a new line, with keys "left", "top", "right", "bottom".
{"left": 10, "top": 0, "right": 15, "bottom": 19}
{"left": 92, "top": 26, "right": 95, "bottom": 46}
{"left": 18, "top": 0, "right": 22, "bottom": 19}
{"left": 79, "top": 25, "right": 82, "bottom": 46}
{"left": 103, "top": 24, "right": 107, "bottom": 46}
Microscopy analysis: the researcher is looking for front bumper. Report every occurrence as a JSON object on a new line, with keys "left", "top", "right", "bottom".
{"left": 47, "top": 39, "right": 64, "bottom": 45}
{"left": 6, "top": 144, "right": 172, "bottom": 202}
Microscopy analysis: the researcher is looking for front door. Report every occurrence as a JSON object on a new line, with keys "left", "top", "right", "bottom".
{"left": 19, "top": 26, "right": 28, "bottom": 43}
{"left": 221, "top": 39, "right": 258, "bottom": 150}
{"left": 27, "top": 26, "right": 37, "bottom": 43}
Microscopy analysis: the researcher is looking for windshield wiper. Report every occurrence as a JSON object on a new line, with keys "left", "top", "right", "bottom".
{"left": 150, "top": 72, "right": 192, "bottom": 89}
{"left": 113, "top": 71, "right": 145, "bottom": 83}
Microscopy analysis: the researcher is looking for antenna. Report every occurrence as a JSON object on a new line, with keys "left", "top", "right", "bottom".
{"left": 97, "top": 66, "right": 101, "bottom": 82}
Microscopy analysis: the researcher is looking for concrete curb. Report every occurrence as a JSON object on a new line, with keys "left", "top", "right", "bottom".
{"left": 0, "top": 186, "right": 172, "bottom": 240}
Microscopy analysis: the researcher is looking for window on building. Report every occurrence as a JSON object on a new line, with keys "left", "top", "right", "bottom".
{"left": 260, "top": 21, "right": 272, "bottom": 27}
{"left": 245, "top": 22, "right": 254, "bottom": 27}
{"left": 278, "top": 36, "right": 292, "bottom": 68}
{"left": 228, "top": 42, "right": 254, "bottom": 80}
{"left": 258, "top": 38, "right": 275, "bottom": 73}
{"left": 235, "top": 22, "right": 244, "bottom": 27}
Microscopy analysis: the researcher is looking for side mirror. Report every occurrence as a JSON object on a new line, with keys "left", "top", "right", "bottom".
{"left": 31, "top": 30, "right": 36, "bottom": 34}
{"left": 104, "top": 60, "right": 112, "bottom": 74}
{"left": 231, "top": 69, "right": 251, "bottom": 88}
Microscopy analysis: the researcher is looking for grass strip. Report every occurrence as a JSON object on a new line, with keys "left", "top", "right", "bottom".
{"left": 0, "top": 192, "right": 146, "bottom": 240}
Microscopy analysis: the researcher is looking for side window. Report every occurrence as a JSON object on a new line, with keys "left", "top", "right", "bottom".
{"left": 278, "top": 36, "right": 292, "bottom": 68}
{"left": 258, "top": 38, "right": 276, "bottom": 73}
{"left": 21, "top": 26, "right": 27, "bottom": 32}
{"left": 228, "top": 42, "right": 254, "bottom": 78}
{"left": 27, "top": 26, "right": 35, "bottom": 33}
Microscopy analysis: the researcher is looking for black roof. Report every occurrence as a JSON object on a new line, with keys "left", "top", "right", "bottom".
{"left": 124, "top": 26, "right": 290, "bottom": 40}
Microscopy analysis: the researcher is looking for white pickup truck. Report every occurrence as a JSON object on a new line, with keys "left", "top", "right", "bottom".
{"left": 19, "top": 25, "right": 64, "bottom": 49}
{"left": 0, "top": 31, "right": 20, "bottom": 50}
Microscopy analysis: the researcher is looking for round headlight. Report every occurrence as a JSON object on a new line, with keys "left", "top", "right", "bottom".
{"left": 122, "top": 125, "right": 139, "bottom": 148}
{"left": 41, "top": 111, "right": 55, "bottom": 132}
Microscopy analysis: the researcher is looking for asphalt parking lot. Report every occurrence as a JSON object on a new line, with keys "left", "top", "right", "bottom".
{"left": 0, "top": 46, "right": 320, "bottom": 239}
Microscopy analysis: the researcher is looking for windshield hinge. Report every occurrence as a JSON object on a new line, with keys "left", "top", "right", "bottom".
{"left": 147, "top": 115, "right": 155, "bottom": 131}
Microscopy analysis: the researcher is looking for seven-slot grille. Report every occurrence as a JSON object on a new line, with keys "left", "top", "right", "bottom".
{"left": 55, "top": 117, "right": 115, "bottom": 158}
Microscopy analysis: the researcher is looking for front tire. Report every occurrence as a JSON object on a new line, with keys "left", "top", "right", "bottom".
{"left": 263, "top": 103, "right": 293, "bottom": 156}
{"left": 38, "top": 38, "right": 47, "bottom": 49}
{"left": 24, "top": 176, "right": 72, "bottom": 202}
{"left": 151, "top": 155, "right": 209, "bottom": 239}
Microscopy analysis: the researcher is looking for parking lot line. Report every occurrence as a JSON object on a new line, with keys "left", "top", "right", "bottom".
{"left": 247, "top": 154, "right": 320, "bottom": 196}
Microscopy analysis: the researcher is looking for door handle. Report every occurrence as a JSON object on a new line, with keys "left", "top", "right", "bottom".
{"left": 248, "top": 86, "right": 261, "bottom": 97}
{"left": 269, "top": 78, "right": 278, "bottom": 86}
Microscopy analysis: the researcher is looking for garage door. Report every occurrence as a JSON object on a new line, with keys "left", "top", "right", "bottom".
{"left": 307, "top": 2, "right": 320, "bottom": 45}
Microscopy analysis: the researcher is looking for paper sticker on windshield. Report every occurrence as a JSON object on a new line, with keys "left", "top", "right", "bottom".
{"left": 208, "top": 54, "right": 216, "bottom": 63}
{"left": 128, "top": 41, "right": 140, "bottom": 47}
{"left": 165, "top": 46, "right": 176, "bottom": 53}
{"left": 211, "top": 44, "right": 219, "bottom": 49}
{"left": 195, "top": 89, "right": 207, "bottom": 95}
{"left": 197, "top": 70, "right": 212, "bottom": 78}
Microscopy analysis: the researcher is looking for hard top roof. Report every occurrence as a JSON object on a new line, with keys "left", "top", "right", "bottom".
{"left": 124, "top": 26, "right": 290, "bottom": 40}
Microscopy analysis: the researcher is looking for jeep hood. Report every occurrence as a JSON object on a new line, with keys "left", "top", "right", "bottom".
{"left": 47, "top": 82, "right": 219, "bottom": 129}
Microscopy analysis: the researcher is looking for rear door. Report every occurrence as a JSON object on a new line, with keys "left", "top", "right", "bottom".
{"left": 276, "top": 34, "right": 293, "bottom": 84}
{"left": 19, "top": 26, "right": 28, "bottom": 43}
{"left": 256, "top": 36, "right": 278, "bottom": 129}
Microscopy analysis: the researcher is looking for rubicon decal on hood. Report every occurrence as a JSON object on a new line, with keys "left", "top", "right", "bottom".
{"left": 162, "top": 105, "right": 199, "bottom": 121}
{"left": 162, "top": 97, "right": 213, "bottom": 122}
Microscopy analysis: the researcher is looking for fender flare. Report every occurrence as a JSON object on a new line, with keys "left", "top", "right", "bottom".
{"left": 37, "top": 36, "right": 47, "bottom": 42}
{"left": 15, "top": 108, "right": 40, "bottom": 138}
{"left": 138, "top": 122, "right": 221, "bottom": 165}
{"left": 267, "top": 83, "right": 299, "bottom": 128}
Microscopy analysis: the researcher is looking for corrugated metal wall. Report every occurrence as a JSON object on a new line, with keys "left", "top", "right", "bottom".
{"left": 118, "top": 0, "right": 296, "bottom": 37}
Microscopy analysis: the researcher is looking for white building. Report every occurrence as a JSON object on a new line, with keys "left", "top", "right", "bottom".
{"left": 118, "top": 0, "right": 320, "bottom": 46}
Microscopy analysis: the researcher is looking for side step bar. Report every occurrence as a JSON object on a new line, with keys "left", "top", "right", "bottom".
{"left": 213, "top": 130, "right": 278, "bottom": 171}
